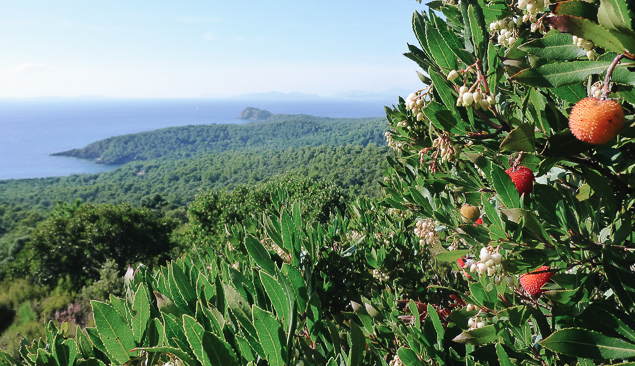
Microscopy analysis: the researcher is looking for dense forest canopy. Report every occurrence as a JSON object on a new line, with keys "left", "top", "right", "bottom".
{"left": 52, "top": 114, "right": 387, "bottom": 164}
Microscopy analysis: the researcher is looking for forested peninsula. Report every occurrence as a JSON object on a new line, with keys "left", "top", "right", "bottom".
{"left": 52, "top": 114, "right": 386, "bottom": 164}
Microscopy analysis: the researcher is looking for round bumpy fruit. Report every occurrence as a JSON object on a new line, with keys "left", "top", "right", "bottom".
{"left": 460, "top": 204, "right": 480, "bottom": 222}
{"left": 505, "top": 166, "right": 534, "bottom": 196}
{"left": 569, "top": 97, "right": 625, "bottom": 145}
{"left": 520, "top": 265, "right": 555, "bottom": 296}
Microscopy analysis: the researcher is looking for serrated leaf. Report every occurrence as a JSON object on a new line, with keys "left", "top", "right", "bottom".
{"left": 491, "top": 165, "right": 520, "bottom": 208}
{"left": 467, "top": 4, "right": 487, "bottom": 59}
{"left": 598, "top": 0, "right": 635, "bottom": 34}
{"left": 349, "top": 321, "right": 366, "bottom": 366}
{"left": 540, "top": 328, "right": 635, "bottom": 359}
{"left": 422, "top": 101, "right": 464, "bottom": 134}
{"left": 245, "top": 235, "right": 276, "bottom": 276}
{"left": 520, "top": 30, "right": 586, "bottom": 60}
{"left": 603, "top": 247, "right": 635, "bottom": 313}
{"left": 544, "top": 15, "right": 635, "bottom": 55}
{"left": 452, "top": 325, "right": 497, "bottom": 345}
{"left": 434, "top": 250, "right": 472, "bottom": 264}
{"left": 253, "top": 306, "right": 286, "bottom": 366}
{"left": 168, "top": 263, "right": 197, "bottom": 315}
{"left": 553, "top": 0, "right": 599, "bottom": 21}
{"left": 260, "top": 271, "right": 291, "bottom": 329}
{"left": 496, "top": 343, "right": 514, "bottom": 366}
{"left": 397, "top": 347, "right": 424, "bottom": 366}
{"left": 426, "top": 20, "right": 457, "bottom": 70}
{"left": 512, "top": 61, "right": 615, "bottom": 87}
{"left": 550, "top": 83, "right": 587, "bottom": 104}
{"left": 500, "top": 123, "right": 535, "bottom": 152}
{"left": 91, "top": 301, "right": 135, "bottom": 365}
{"left": 132, "top": 283, "right": 151, "bottom": 345}
{"left": 0, "top": 349, "right": 21, "bottom": 366}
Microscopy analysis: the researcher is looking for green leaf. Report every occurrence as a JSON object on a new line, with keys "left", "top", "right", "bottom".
{"left": 425, "top": 20, "right": 457, "bottom": 71}
{"left": 132, "top": 283, "right": 151, "bottom": 345}
{"left": 579, "top": 303, "right": 635, "bottom": 343}
{"left": 0, "top": 349, "right": 21, "bottom": 366}
{"left": 245, "top": 235, "right": 276, "bottom": 276}
{"left": 91, "top": 301, "right": 136, "bottom": 365}
{"left": 467, "top": 4, "right": 487, "bottom": 59}
{"left": 397, "top": 347, "right": 424, "bottom": 366}
{"left": 491, "top": 164, "right": 520, "bottom": 208}
{"left": 550, "top": 83, "right": 587, "bottom": 104}
{"left": 520, "top": 30, "right": 586, "bottom": 60}
{"left": 253, "top": 306, "right": 286, "bottom": 366}
{"left": 427, "top": 304, "right": 444, "bottom": 347}
{"left": 603, "top": 247, "right": 635, "bottom": 313}
{"left": 540, "top": 328, "right": 635, "bottom": 359}
{"left": 281, "top": 264, "right": 307, "bottom": 313}
{"left": 434, "top": 250, "right": 472, "bottom": 264}
{"left": 496, "top": 343, "right": 514, "bottom": 366}
{"left": 452, "top": 325, "right": 497, "bottom": 345}
{"left": 598, "top": 0, "right": 635, "bottom": 34}
{"left": 500, "top": 123, "right": 535, "bottom": 152}
{"left": 545, "top": 15, "right": 635, "bottom": 55}
{"left": 281, "top": 209, "right": 299, "bottom": 265}
{"left": 260, "top": 271, "right": 291, "bottom": 329}
{"left": 429, "top": 69, "right": 460, "bottom": 120}
{"left": 162, "top": 314, "right": 190, "bottom": 353}
{"left": 512, "top": 61, "right": 615, "bottom": 87}
{"left": 553, "top": 0, "right": 599, "bottom": 21}
{"left": 349, "top": 321, "right": 366, "bottom": 366}
{"left": 422, "top": 101, "right": 464, "bottom": 134}
{"left": 183, "top": 315, "right": 206, "bottom": 363}
{"left": 168, "top": 262, "right": 197, "bottom": 315}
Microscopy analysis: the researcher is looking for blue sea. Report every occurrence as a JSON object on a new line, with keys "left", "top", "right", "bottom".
{"left": 0, "top": 98, "right": 391, "bottom": 180}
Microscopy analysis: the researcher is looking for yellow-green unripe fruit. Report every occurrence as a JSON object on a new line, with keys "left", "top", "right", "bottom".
{"left": 460, "top": 204, "right": 480, "bottom": 223}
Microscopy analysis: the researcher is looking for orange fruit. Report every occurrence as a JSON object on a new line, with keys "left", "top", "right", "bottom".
{"left": 569, "top": 97, "right": 625, "bottom": 145}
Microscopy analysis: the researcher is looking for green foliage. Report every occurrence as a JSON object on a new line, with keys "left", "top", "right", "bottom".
{"left": 53, "top": 115, "right": 387, "bottom": 164}
{"left": 7, "top": 202, "right": 177, "bottom": 290}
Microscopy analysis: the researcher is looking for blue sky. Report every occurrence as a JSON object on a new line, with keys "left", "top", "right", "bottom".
{"left": 0, "top": 1, "right": 425, "bottom": 98}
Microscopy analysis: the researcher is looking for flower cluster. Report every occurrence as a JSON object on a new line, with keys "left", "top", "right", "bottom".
{"left": 572, "top": 36, "right": 596, "bottom": 59}
{"left": 414, "top": 218, "right": 439, "bottom": 246}
{"left": 432, "top": 134, "right": 460, "bottom": 163}
{"left": 385, "top": 131, "right": 406, "bottom": 151}
{"left": 457, "top": 86, "right": 494, "bottom": 110}
{"left": 372, "top": 268, "right": 390, "bottom": 282}
{"left": 467, "top": 246, "right": 504, "bottom": 279}
{"left": 405, "top": 90, "right": 428, "bottom": 121}
{"left": 447, "top": 234, "right": 466, "bottom": 251}
{"left": 590, "top": 82, "right": 603, "bottom": 98}
{"left": 489, "top": 18, "right": 520, "bottom": 47}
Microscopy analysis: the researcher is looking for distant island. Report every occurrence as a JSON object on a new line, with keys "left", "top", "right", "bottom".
{"left": 238, "top": 107, "right": 271, "bottom": 120}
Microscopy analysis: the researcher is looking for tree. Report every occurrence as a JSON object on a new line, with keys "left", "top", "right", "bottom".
{"left": 13, "top": 202, "right": 176, "bottom": 289}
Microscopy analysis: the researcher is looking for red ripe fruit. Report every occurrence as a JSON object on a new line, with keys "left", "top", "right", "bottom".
{"left": 474, "top": 217, "right": 483, "bottom": 226}
{"left": 505, "top": 166, "right": 534, "bottom": 196}
{"left": 519, "top": 265, "right": 555, "bottom": 296}
{"left": 569, "top": 97, "right": 625, "bottom": 145}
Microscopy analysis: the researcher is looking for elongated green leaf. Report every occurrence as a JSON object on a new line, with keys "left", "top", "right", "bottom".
{"left": 132, "top": 283, "right": 151, "bottom": 345}
{"left": 452, "top": 325, "right": 497, "bottom": 345}
{"left": 397, "top": 347, "right": 424, "bottom": 366}
{"left": 520, "top": 30, "right": 586, "bottom": 60}
{"left": 245, "top": 235, "right": 276, "bottom": 276}
{"left": 491, "top": 164, "right": 520, "bottom": 208}
{"left": 349, "top": 321, "right": 366, "bottom": 366}
{"left": 183, "top": 315, "right": 210, "bottom": 366}
{"left": 253, "top": 306, "right": 286, "bottom": 366}
{"left": 260, "top": 272, "right": 291, "bottom": 329}
{"left": 75, "top": 327, "right": 95, "bottom": 360}
{"left": 434, "top": 249, "right": 472, "bottom": 264}
{"left": 540, "top": 328, "right": 635, "bottom": 359}
{"left": 512, "top": 61, "right": 614, "bottom": 87}
{"left": 603, "top": 247, "right": 635, "bottom": 313}
{"left": 550, "top": 83, "right": 587, "bottom": 104}
{"left": 545, "top": 15, "right": 635, "bottom": 55}
{"left": 224, "top": 284, "right": 265, "bottom": 358}
{"left": 468, "top": 4, "right": 486, "bottom": 59}
{"left": 579, "top": 303, "right": 635, "bottom": 343}
{"left": 598, "top": 0, "right": 635, "bottom": 34}
{"left": 0, "top": 349, "right": 21, "bottom": 366}
{"left": 429, "top": 69, "right": 460, "bottom": 120}
{"left": 426, "top": 21, "right": 457, "bottom": 70}
{"left": 427, "top": 304, "right": 444, "bottom": 347}
{"left": 431, "top": 12, "right": 474, "bottom": 65}
{"left": 496, "top": 343, "right": 514, "bottom": 366}
{"left": 84, "top": 327, "right": 110, "bottom": 364}
{"left": 91, "top": 301, "right": 135, "bottom": 365}
{"left": 162, "top": 314, "right": 190, "bottom": 352}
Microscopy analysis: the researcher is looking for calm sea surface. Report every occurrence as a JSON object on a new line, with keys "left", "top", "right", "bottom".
{"left": 0, "top": 98, "right": 390, "bottom": 180}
